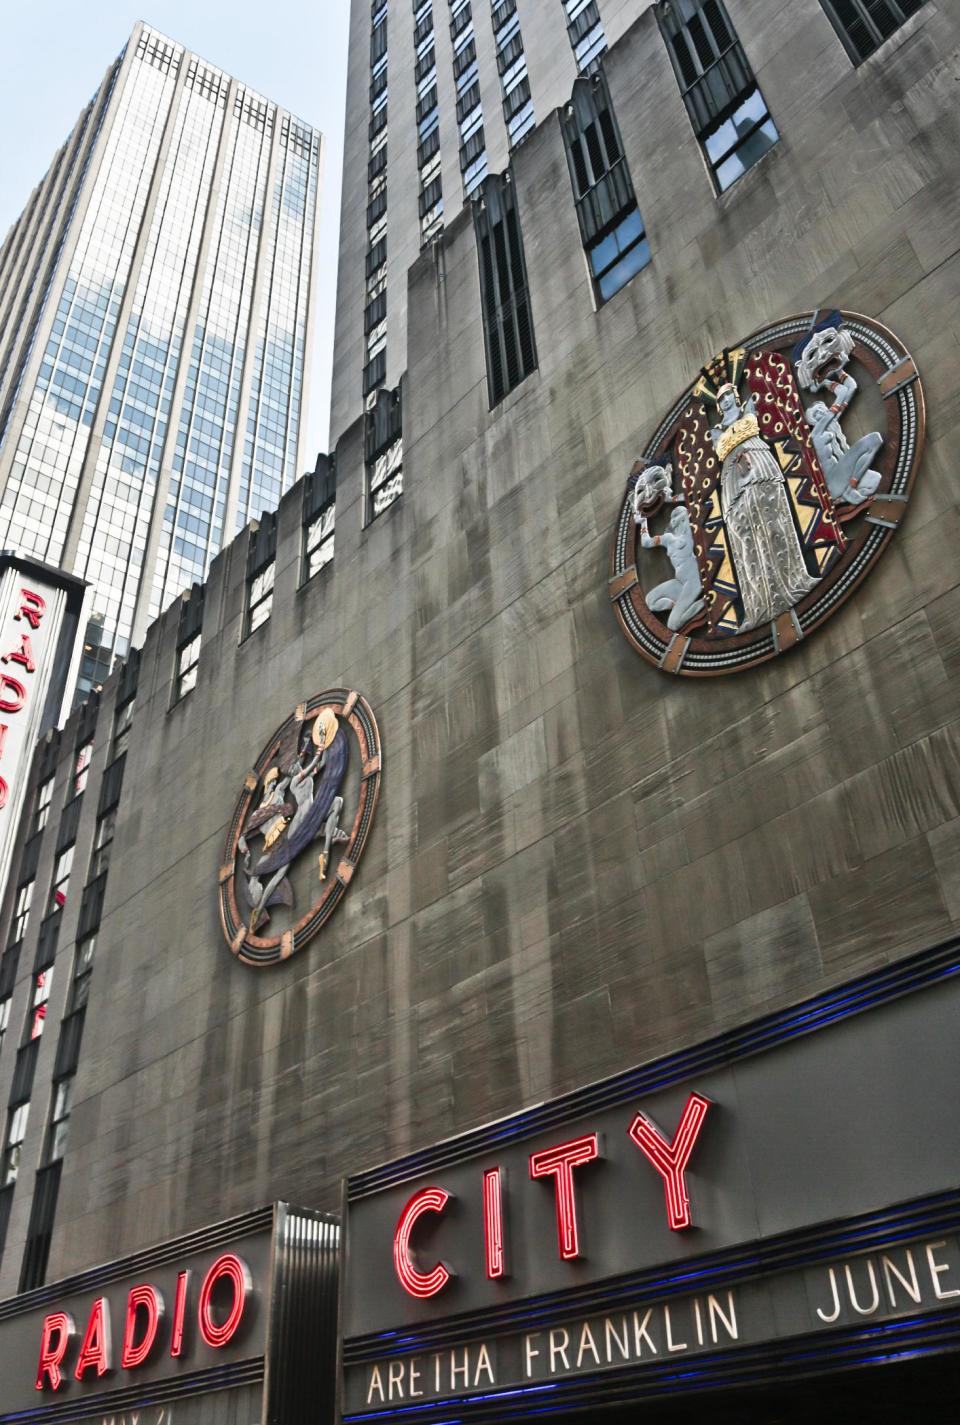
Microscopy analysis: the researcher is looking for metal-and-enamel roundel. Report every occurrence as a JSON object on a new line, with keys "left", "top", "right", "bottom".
{"left": 219, "top": 690, "right": 381, "bottom": 967}
{"left": 610, "top": 309, "right": 925, "bottom": 676}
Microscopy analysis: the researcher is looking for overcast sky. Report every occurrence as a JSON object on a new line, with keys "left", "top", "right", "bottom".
{"left": 0, "top": 0, "right": 349, "bottom": 457}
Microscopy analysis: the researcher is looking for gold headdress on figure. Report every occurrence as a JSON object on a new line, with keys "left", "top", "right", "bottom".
{"left": 692, "top": 346, "right": 748, "bottom": 406}
{"left": 694, "top": 346, "right": 759, "bottom": 462}
{"left": 312, "top": 706, "right": 339, "bottom": 751}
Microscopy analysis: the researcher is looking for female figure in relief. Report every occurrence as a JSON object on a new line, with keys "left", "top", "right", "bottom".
{"left": 710, "top": 384, "right": 818, "bottom": 631}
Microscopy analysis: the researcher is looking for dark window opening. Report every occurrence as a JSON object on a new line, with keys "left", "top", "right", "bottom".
{"left": 474, "top": 173, "right": 537, "bottom": 407}
{"left": 819, "top": 0, "right": 925, "bottom": 63}
{"left": 656, "top": 0, "right": 779, "bottom": 192}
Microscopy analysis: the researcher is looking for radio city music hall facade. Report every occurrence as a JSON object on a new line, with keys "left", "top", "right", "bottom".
{"left": 0, "top": 1, "right": 959, "bottom": 1422}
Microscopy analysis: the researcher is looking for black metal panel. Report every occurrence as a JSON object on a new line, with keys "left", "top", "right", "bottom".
{"left": 304, "top": 455, "right": 337, "bottom": 523}
{"left": 265, "top": 1205, "right": 341, "bottom": 1425}
{"left": 52, "top": 1007, "right": 84, "bottom": 1080}
{"left": 364, "top": 385, "right": 402, "bottom": 464}
{"left": 0, "top": 944, "right": 19, "bottom": 998}
{"left": 74, "top": 691, "right": 99, "bottom": 747}
{"left": 9, "top": 1038, "right": 38, "bottom": 1107}
{"left": 36, "top": 729, "right": 61, "bottom": 784}
{"left": 56, "top": 794, "right": 82, "bottom": 853}
{"left": 18, "top": 1160, "right": 62, "bottom": 1292}
{"left": 32, "top": 909, "right": 60, "bottom": 973}
{"left": 77, "top": 872, "right": 106, "bottom": 939}
{"left": 17, "top": 830, "right": 41, "bottom": 885}
{"left": 247, "top": 510, "right": 277, "bottom": 577}
{"left": 115, "top": 646, "right": 140, "bottom": 707}
{"left": 0, "top": 1185, "right": 12, "bottom": 1265}
{"left": 97, "top": 751, "right": 126, "bottom": 815}
{"left": 177, "top": 582, "right": 204, "bottom": 645}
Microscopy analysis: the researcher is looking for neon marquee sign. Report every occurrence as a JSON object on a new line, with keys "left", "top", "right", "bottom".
{"left": 393, "top": 1093, "right": 711, "bottom": 1297}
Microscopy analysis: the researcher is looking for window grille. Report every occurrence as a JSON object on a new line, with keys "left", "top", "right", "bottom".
{"left": 19, "top": 1159, "right": 62, "bottom": 1290}
{"left": 365, "top": 385, "right": 403, "bottom": 524}
{"left": 302, "top": 455, "right": 336, "bottom": 582}
{"left": 175, "top": 584, "right": 203, "bottom": 699}
{"left": 245, "top": 514, "right": 277, "bottom": 636}
{"left": 818, "top": 0, "right": 925, "bottom": 62}
{"left": 473, "top": 173, "right": 537, "bottom": 406}
{"left": 656, "top": 0, "right": 778, "bottom": 192}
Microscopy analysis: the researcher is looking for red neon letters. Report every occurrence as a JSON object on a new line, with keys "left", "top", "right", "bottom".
{"left": 197, "top": 1253, "right": 251, "bottom": 1347}
{"left": 627, "top": 1092, "right": 711, "bottom": 1231}
{"left": 393, "top": 1187, "right": 453, "bottom": 1298}
{"left": 74, "top": 1297, "right": 112, "bottom": 1381}
{"left": 120, "top": 1284, "right": 164, "bottom": 1369}
{"left": 483, "top": 1166, "right": 506, "bottom": 1279}
{"left": 35, "top": 1312, "right": 75, "bottom": 1391}
{"left": 170, "top": 1269, "right": 190, "bottom": 1358}
{"left": 389, "top": 1090, "right": 712, "bottom": 1298}
{"left": 15, "top": 589, "right": 46, "bottom": 629}
{"left": 36, "top": 1253, "right": 251, "bottom": 1392}
{"left": 529, "top": 1134, "right": 601, "bottom": 1260}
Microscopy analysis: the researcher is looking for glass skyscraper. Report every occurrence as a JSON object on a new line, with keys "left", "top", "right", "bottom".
{"left": 0, "top": 24, "right": 322, "bottom": 697}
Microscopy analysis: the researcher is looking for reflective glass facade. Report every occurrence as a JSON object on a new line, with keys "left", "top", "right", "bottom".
{"left": 0, "top": 24, "right": 321, "bottom": 698}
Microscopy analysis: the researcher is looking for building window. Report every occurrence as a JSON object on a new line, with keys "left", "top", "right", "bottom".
{"left": 48, "top": 1079, "right": 72, "bottom": 1162}
{"left": 365, "top": 385, "right": 403, "bottom": 525}
{"left": 49, "top": 847, "right": 73, "bottom": 912}
{"left": 0, "top": 996, "right": 9, "bottom": 1053}
{"left": 818, "top": 0, "right": 925, "bottom": 63}
{"left": 112, "top": 696, "right": 135, "bottom": 757}
{"left": 19, "top": 1158, "right": 62, "bottom": 1291}
{"left": 563, "top": 0, "right": 608, "bottom": 72}
{"left": 656, "top": 0, "right": 779, "bottom": 193}
{"left": 474, "top": 172, "right": 537, "bottom": 406}
{"left": 33, "top": 778, "right": 54, "bottom": 835}
{"left": 90, "top": 811, "right": 115, "bottom": 880}
{"left": 71, "top": 935, "right": 96, "bottom": 1012}
{"left": 29, "top": 969, "right": 53, "bottom": 1041}
{"left": 176, "top": 634, "right": 201, "bottom": 699}
{"left": 73, "top": 741, "right": 93, "bottom": 794}
{"left": 562, "top": 72, "right": 651, "bottom": 303}
{"left": 174, "top": 583, "right": 204, "bottom": 700}
{"left": 11, "top": 880, "right": 33, "bottom": 943}
{"left": 247, "top": 560, "right": 274, "bottom": 634}
{"left": 304, "top": 507, "right": 335, "bottom": 581}
{"left": 3, "top": 1103, "right": 29, "bottom": 1186}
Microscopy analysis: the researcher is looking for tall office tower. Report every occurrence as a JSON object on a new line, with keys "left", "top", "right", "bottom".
{"left": 0, "top": 23, "right": 322, "bottom": 699}
{"left": 330, "top": 0, "right": 628, "bottom": 441}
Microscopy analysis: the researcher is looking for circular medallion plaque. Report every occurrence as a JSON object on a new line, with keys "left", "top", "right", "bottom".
{"left": 218, "top": 689, "right": 381, "bottom": 967}
{"left": 610, "top": 309, "right": 925, "bottom": 676}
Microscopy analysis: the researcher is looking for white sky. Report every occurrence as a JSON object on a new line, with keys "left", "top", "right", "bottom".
{"left": 0, "top": 0, "right": 349, "bottom": 459}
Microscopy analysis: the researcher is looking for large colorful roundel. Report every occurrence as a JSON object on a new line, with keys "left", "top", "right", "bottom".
{"left": 219, "top": 690, "right": 382, "bottom": 967}
{"left": 609, "top": 309, "right": 925, "bottom": 676}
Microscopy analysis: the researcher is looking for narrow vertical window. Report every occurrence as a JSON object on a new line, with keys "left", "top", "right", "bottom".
{"left": 174, "top": 584, "right": 204, "bottom": 701}
{"left": 302, "top": 454, "right": 337, "bottom": 581}
{"left": 3, "top": 1103, "right": 29, "bottom": 1186}
{"left": 493, "top": 0, "right": 535, "bottom": 147}
{"left": 11, "top": 880, "right": 33, "bottom": 943}
{"left": 73, "top": 741, "right": 93, "bottom": 795}
{"left": 19, "top": 1159, "right": 63, "bottom": 1290}
{"left": 656, "top": 0, "right": 779, "bottom": 192}
{"left": 562, "top": 71, "right": 650, "bottom": 303}
{"left": 32, "top": 778, "right": 54, "bottom": 835}
{"left": 818, "top": 0, "right": 925, "bottom": 63}
{"left": 112, "top": 695, "right": 135, "bottom": 758}
{"left": 562, "top": 0, "right": 608, "bottom": 73}
{"left": 474, "top": 173, "right": 537, "bottom": 406}
{"left": 365, "top": 385, "right": 403, "bottom": 524}
{"left": 49, "top": 848, "right": 73, "bottom": 913}
{"left": 244, "top": 513, "right": 277, "bottom": 636}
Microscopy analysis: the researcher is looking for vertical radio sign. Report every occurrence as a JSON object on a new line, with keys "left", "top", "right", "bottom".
{"left": 0, "top": 560, "right": 84, "bottom": 898}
